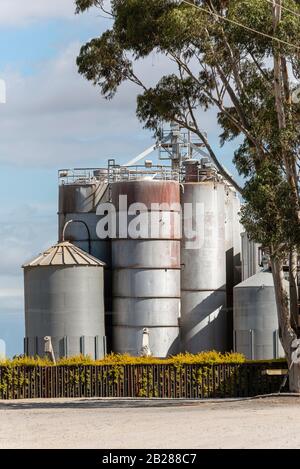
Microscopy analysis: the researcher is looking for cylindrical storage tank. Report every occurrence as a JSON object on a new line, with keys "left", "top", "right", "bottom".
{"left": 241, "top": 232, "right": 261, "bottom": 281}
{"left": 23, "top": 242, "right": 106, "bottom": 359}
{"left": 58, "top": 180, "right": 113, "bottom": 351}
{"left": 58, "top": 181, "right": 110, "bottom": 262}
{"left": 225, "top": 187, "right": 234, "bottom": 347}
{"left": 224, "top": 188, "right": 242, "bottom": 348}
{"left": 111, "top": 180, "right": 181, "bottom": 357}
{"left": 181, "top": 180, "right": 227, "bottom": 353}
{"left": 233, "top": 270, "right": 285, "bottom": 359}
{"left": 232, "top": 193, "right": 242, "bottom": 287}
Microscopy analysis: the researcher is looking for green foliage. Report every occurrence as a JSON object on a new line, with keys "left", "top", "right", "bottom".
{"left": 240, "top": 161, "right": 300, "bottom": 248}
{"left": 0, "top": 355, "right": 52, "bottom": 367}
{"left": 77, "top": 30, "right": 133, "bottom": 99}
{"left": 0, "top": 351, "right": 245, "bottom": 367}
{"left": 0, "top": 351, "right": 287, "bottom": 399}
{"left": 137, "top": 74, "right": 212, "bottom": 135}
{"left": 0, "top": 357, "right": 287, "bottom": 399}
{"left": 75, "top": 0, "right": 104, "bottom": 14}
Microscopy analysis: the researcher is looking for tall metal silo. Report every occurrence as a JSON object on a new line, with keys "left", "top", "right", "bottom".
{"left": 181, "top": 163, "right": 227, "bottom": 353}
{"left": 225, "top": 187, "right": 242, "bottom": 348}
{"left": 58, "top": 172, "right": 113, "bottom": 350}
{"left": 23, "top": 241, "right": 106, "bottom": 359}
{"left": 241, "top": 232, "right": 261, "bottom": 281}
{"left": 232, "top": 193, "right": 242, "bottom": 287}
{"left": 233, "top": 270, "right": 286, "bottom": 359}
{"left": 111, "top": 179, "right": 181, "bottom": 357}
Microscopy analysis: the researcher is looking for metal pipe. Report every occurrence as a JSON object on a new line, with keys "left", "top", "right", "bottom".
{"left": 62, "top": 219, "right": 91, "bottom": 254}
{"left": 250, "top": 329, "right": 254, "bottom": 360}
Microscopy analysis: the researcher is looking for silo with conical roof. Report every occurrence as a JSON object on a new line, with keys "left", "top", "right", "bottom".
{"left": 233, "top": 270, "right": 286, "bottom": 359}
{"left": 23, "top": 241, "right": 106, "bottom": 359}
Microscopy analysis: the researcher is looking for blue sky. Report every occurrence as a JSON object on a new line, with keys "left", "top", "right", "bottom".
{"left": 0, "top": 0, "right": 242, "bottom": 357}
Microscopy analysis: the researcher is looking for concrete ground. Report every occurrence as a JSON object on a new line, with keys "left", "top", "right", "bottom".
{"left": 0, "top": 396, "right": 300, "bottom": 449}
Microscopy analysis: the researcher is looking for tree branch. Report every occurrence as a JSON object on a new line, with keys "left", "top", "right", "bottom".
{"left": 169, "top": 50, "right": 267, "bottom": 156}
{"left": 174, "top": 114, "right": 243, "bottom": 194}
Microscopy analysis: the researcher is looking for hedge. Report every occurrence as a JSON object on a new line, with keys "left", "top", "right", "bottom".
{"left": 0, "top": 351, "right": 246, "bottom": 367}
{"left": 0, "top": 353, "right": 288, "bottom": 400}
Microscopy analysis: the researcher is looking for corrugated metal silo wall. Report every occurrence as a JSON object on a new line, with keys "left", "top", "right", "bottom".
{"left": 232, "top": 193, "right": 242, "bottom": 287}
{"left": 111, "top": 180, "right": 181, "bottom": 357}
{"left": 225, "top": 188, "right": 242, "bottom": 349}
{"left": 233, "top": 275, "right": 285, "bottom": 360}
{"left": 24, "top": 265, "right": 106, "bottom": 358}
{"left": 58, "top": 182, "right": 113, "bottom": 351}
{"left": 241, "top": 233, "right": 261, "bottom": 281}
{"left": 181, "top": 181, "right": 228, "bottom": 353}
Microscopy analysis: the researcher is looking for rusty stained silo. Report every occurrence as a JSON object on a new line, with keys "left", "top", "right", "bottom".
{"left": 23, "top": 242, "right": 106, "bottom": 359}
{"left": 111, "top": 180, "right": 181, "bottom": 357}
{"left": 181, "top": 163, "right": 227, "bottom": 353}
{"left": 58, "top": 173, "right": 113, "bottom": 351}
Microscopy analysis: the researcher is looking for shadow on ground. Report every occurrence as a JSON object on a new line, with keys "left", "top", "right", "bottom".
{"left": 0, "top": 398, "right": 203, "bottom": 410}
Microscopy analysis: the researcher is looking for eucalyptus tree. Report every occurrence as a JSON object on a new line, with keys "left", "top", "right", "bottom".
{"left": 75, "top": 0, "right": 300, "bottom": 390}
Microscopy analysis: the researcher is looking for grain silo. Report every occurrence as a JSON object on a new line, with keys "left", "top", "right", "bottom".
{"left": 23, "top": 241, "right": 106, "bottom": 359}
{"left": 180, "top": 160, "right": 227, "bottom": 353}
{"left": 241, "top": 232, "right": 262, "bottom": 281}
{"left": 58, "top": 170, "right": 113, "bottom": 350}
{"left": 232, "top": 193, "right": 242, "bottom": 287}
{"left": 233, "top": 270, "right": 285, "bottom": 359}
{"left": 111, "top": 179, "right": 181, "bottom": 357}
{"left": 225, "top": 187, "right": 242, "bottom": 348}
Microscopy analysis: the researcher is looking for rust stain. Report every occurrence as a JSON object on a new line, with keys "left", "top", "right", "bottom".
{"left": 59, "top": 183, "right": 109, "bottom": 214}
{"left": 111, "top": 180, "right": 180, "bottom": 210}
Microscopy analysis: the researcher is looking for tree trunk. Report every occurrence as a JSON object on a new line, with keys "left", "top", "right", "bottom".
{"left": 270, "top": 255, "right": 300, "bottom": 392}
{"left": 289, "top": 363, "right": 300, "bottom": 393}
{"left": 273, "top": 1, "right": 300, "bottom": 218}
{"left": 271, "top": 2, "right": 300, "bottom": 392}
{"left": 289, "top": 249, "right": 299, "bottom": 333}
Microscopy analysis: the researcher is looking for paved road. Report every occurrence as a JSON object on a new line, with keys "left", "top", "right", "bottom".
{"left": 0, "top": 396, "right": 300, "bottom": 449}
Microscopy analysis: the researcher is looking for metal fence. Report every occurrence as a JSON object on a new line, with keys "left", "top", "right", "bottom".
{"left": 0, "top": 362, "right": 288, "bottom": 400}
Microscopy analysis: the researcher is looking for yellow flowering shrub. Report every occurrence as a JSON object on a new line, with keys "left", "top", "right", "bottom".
{"left": 0, "top": 351, "right": 245, "bottom": 367}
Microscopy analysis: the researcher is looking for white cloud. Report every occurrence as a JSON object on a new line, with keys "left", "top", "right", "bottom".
{"left": 0, "top": 203, "right": 57, "bottom": 274}
{"left": 0, "top": 0, "right": 76, "bottom": 26}
{"left": 0, "top": 42, "right": 181, "bottom": 169}
{"left": 1, "top": 43, "right": 236, "bottom": 172}
{"left": 0, "top": 79, "right": 6, "bottom": 103}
